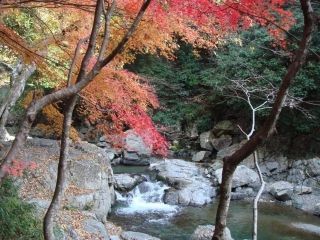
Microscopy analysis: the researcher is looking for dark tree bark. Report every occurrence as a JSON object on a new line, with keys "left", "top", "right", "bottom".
{"left": 0, "top": 0, "right": 152, "bottom": 184}
{"left": 212, "top": 1, "right": 315, "bottom": 239}
{"left": 0, "top": 61, "right": 35, "bottom": 140}
{"left": 43, "top": 96, "right": 77, "bottom": 240}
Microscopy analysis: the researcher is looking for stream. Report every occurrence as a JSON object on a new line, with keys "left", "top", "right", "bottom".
{"left": 110, "top": 165, "right": 320, "bottom": 240}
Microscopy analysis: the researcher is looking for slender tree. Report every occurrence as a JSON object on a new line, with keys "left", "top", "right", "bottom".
{"left": 212, "top": 1, "right": 315, "bottom": 239}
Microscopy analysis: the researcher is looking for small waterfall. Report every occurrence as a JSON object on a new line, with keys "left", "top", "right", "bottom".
{"left": 115, "top": 177, "right": 179, "bottom": 216}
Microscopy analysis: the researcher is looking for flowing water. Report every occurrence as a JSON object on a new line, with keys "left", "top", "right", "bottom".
{"left": 110, "top": 166, "right": 320, "bottom": 240}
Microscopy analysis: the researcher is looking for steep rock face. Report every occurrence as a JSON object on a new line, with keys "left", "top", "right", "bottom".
{"left": 18, "top": 138, "right": 115, "bottom": 223}
{"left": 151, "top": 159, "right": 216, "bottom": 206}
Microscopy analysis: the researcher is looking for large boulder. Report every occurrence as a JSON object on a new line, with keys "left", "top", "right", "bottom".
{"left": 151, "top": 159, "right": 215, "bottom": 206}
{"left": 124, "top": 130, "right": 152, "bottom": 157}
{"left": 191, "top": 225, "right": 233, "bottom": 240}
{"left": 121, "top": 231, "right": 160, "bottom": 240}
{"left": 114, "top": 174, "right": 146, "bottom": 192}
{"left": 214, "top": 165, "right": 259, "bottom": 188}
{"left": 18, "top": 139, "right": 116, "bottom": 222}
{"left": 269, "top": 181, "right": 293, "bottom": 201}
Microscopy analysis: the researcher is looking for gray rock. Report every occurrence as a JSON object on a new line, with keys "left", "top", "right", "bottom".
{"left": 97, "top": 141, "right": 111, "bottom": 148}
{"left": 211, "top": 135, "right": 232, "bottom": 151}
{"left": 152, "top": 159, "right": 215, "bottom": 206}
{"left": 83, "top": 219, "right": 110, "bottom": 240}
{"left": 294, "top": 185, "right": 312, "bottom": 195}
{"left": 265, "top": 161, "right": 279, "bottom": 172}
{"left": 124, "top": 130, "right": 152, "bottom": 156}
{"left": 269, "top": 181, "right": 293, "bottom": 201}
{"left": 121, "top": 158, "right": 150, "bottom": 166}
{"left": 291, "top": 223, "right": 320, "bottom": 237}
{"left": 67, "top": 194, "right": 94, "bottom": 209}
{"left": 121, "top": 231, "right": 160, "bottom": 240}
{"left": 191, "top": 225, "right": 233, "bottom": 240}
{"left": 67, "top": 226, "right": 80, "bottom": 240}
{"left": 212, "top": 120, "right": 234, "bottom": 137}
{"left": 306, "top": 158, "right": 320, "bottom": 177}
{"left": 216, "top": 144, "right": 240, "bottom": 159}
{"left": 231, "top": 187, "right": 254, "bottom": 200}
{"left": 106, "top": 151, "right": 116, "bottom": 161}
{"left": 214, "top": 165, "right": 259, "bottom": 188}
{"left": 313, "top": 203, "right": 320, "bottom": 216}
{"left": 123, "top": 151, "right": 140, "bottom": 160}
{"left": 199, "top": 131, "right": 213, "bottom": 150}
{"left": 110, "top": 236, "right": 121, "bottom": 240}
{"left": 17, "top": 140, "right": 116, "bottom": 224}
{"left": 114, "top": 174, "right": 146, "bottom": 192}
{"left": 192, "top": 151, "right": 211, "bottom": 162}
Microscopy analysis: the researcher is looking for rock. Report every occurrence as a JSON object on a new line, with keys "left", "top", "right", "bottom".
{"left": 121, "top": 231, "right": 160, "bottom": 240}
{"left": 110, "top": 236, "right": 121, "bottom": 240}
{"left": 291, "top": 223, "right": 320, "bottom": 237}
{"left": 124, "top": 130, "right": 152, "bottom": 156}
{"left": 114, "top": 174, "right": 146, "bottom": 192}
{"left": 67, "top": 226, "right": 80, "bottom": 240}
{"left": 121, "top": 158, "right": 150, "bottom": 166}
{"left": 106, "top": 151, "right": 116, "bottom": 161}
{"left": 123, "top": 151, "right": 140, "bottom": 160}
{"left": 21, "top": 140, "right": 116, "bottom": 222}
{"left": 265, "top": 161, "right": 279, "bottom": 172}
{"left": 27, "top": 199, "right": 50, "bottom": 216}
{"left": 27, "top": 137, "right": 59, "bottom": 147}
{"left": 186, "top": 123, "right": 199, "bottom": 138}
{"left": 216, "top": 143, "right": 240, "bottom": 159}
{"left": 306, "top": 158, "right": 320, "bottom": 177}
{"left": 269, "top": 181, "right": 293, "bottom": 201}
{"left": 192, "top": 151, "right": 211, "bottom": 162}
{"left": 211, "top": 135, "right": 232, "bottom": 151}
{"left": 199, "top": 131, "right": 213, "bottom": 150}
{"left": 67, "top": 193, "right": 94, "bottom": 209}
{"left": 214, "top": 165, "right": 259, "bottom": 188}
{"left": 294, "top": 185, "right": 312, "bottom": 195}
{"left": 191, "top": 225, "right": 233, "bottom": 240}
{"left": 231, "top": 187, "right": 254, "bottom": 200}
{"left": 313, "top": 203, "right": 320, "bottom": 216}
{"left": 152, "top": 159, "right": 215, "bottom": 206}
{"left": 212, "top": 120, "right": 234, "bottom": 137}
{"left": 83, "top": 219, "right": 110, "bottom": 240}
{"left": 97, "top": 141, "right": 111, "bottom": 148}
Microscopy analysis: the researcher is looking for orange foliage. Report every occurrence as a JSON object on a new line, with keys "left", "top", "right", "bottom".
{"left": 1, "top": 0, "right": 296, "bottom": 155}
{"left": 22, "top": 91, "right": 79, "bottom": 141}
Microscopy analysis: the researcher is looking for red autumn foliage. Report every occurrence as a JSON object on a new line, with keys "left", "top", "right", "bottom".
{"left": 3, "top": 159, "right": 37, "bottom": 177}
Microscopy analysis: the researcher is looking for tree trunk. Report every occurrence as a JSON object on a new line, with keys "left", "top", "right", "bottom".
{"left": 213, "top": 1, "right": 314, "bottom": 239}
{"left": 43, "top": 96, "right": 77, "bottom": 240}
{"left": 252, "top": 150, "right": 265, "bottom": 240}
{"left": 0, "top": 62, "right": 35, "bottom": 140}
{"left": 212, "top": 163, "right": 236, "bottom": 240}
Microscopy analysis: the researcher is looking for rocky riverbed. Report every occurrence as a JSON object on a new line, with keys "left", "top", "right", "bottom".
{"left": 1, "top": 131, "right": 320, "bottom": 239}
